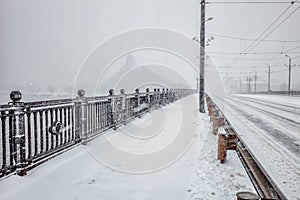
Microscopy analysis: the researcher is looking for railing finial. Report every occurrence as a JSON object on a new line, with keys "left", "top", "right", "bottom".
{"left": 120, "top": 89, "right": 125, "bottom": 95}
{"left": 10, "top": 91, "right": 22, "bottom": 102}
{"left": 77, "top": 89, "right": 85, "bottom": 97}
{"left": 109, "top": 89, "right": 114, "bottom": 96}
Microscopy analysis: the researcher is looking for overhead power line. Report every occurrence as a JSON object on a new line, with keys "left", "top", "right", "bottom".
{"left": 206, "top": 1, "right": 300, "bottom": 4}
{"left": 210, "top": 55, "right": 286, "bottom": 60}
{"left": 228, "top": 1, "right": 298, "bottom": 66}
{"left": 285, "top": 44, "right": 300, "bottom": 52}
{"left": 206, "top": 32, "right": 300, "bottom": 42}
{"left": 208, "top": 51, "right": 300, "bottom": 55}
{"left": 245, "top": 4, "right": 300, "bottom": 53}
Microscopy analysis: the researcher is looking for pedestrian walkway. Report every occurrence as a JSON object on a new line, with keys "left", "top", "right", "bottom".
{"left": 0, "top": 95, "right": 255, "bottom": 200}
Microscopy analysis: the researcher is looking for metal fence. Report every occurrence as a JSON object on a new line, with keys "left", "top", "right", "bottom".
{"left": 0, "top": 88, "right": 194, "bottom": 177}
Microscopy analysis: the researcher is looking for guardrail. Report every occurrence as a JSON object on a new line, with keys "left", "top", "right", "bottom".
{"left": 0, "top": 88, "right": 194, "bottom": 177}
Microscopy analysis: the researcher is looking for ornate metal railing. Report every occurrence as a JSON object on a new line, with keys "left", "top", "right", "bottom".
{"left": 0, "top": 88, "right": 194, "bottom": 177}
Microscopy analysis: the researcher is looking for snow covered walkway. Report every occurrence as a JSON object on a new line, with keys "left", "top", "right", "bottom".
{"left": 0, "top": 95, "right": 254, "bottom": 200}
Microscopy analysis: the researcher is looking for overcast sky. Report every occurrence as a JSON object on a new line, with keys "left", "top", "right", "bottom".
{"left": 0, "top": 0, "right": 300, "bottom": 95}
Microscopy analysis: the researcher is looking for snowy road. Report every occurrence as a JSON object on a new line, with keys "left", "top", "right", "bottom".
{"left": 214, "top": 94, "right": 300, "bottom": 200}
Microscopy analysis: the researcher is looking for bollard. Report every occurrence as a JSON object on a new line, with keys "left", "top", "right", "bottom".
{"left": 236, "top": 192, "right": 260, "bottom": 200}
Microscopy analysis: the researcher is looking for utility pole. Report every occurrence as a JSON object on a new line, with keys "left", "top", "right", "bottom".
{"left": 267, "top": 65, "right": 271, "bottom": 93}
{"left": 286, "top": 55, "right": 292, "bottom": 95}
{"left": 239, "top": 76, "right": 242, "bottom": 93}
{"left": 247, "top": 76, "right": 251, "bottom": 93}
{"left": 254, "top": 71, "right": 257, "bottom": 93}
{"left": 199, "top": 0, "right": 206, "bottom": 113}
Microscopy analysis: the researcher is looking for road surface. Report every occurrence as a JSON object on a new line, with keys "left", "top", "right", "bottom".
{"left": 214, "top": 94, "right": 300, "bottom": 200}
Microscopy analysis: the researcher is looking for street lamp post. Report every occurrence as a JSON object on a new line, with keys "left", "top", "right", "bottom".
{"left": 285, "top": 55, "right": 292, "bottom": 95}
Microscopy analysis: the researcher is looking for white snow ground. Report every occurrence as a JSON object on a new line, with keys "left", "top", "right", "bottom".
{"left": 0, "top": 95, "right": 254, "bottom": 200}
{"left": 213, "top": 94, "right": 300, "bottom": 200}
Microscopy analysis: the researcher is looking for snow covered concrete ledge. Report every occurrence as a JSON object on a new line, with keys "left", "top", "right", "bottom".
{"left": 190, "top": 113, "right": 255, "bottom": 200}
{"left": 0, "top": 95, "right": 254, "bottom": 200}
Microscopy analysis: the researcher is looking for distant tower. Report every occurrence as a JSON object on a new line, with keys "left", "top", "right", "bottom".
{"left": 124, "top": 53, "right": 136, "bottom": 68}
{"left": 100, "top": 53, "right": 137, "bottom": 93}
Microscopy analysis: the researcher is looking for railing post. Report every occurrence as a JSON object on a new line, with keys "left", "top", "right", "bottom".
{"left": 165, "top": 88, "right": 169, "bottom": 104}
{"left": 146, "top": 88, "right": 151, "bottom": 111}
{"left": 162, "top": 88, "right": 166, "bottom": 106}
{"left": 153, "top": 88, "right": 157, "bottom": 108}
{"left": 9, "top": 91, "right": 27, "bottom": 176}
{"left": 75, "top": 89, "right": 88, "bottom": 145}
{"left": 158, "top": 88, "right": 161, "bottom": 106}
{"left": 108, "top": 89, "right": 117, "bottom": 130}
{"left": 170, "top": 89, "right": 174, "bottom": 102}
{"left": 120, "top": 89, "right": 127, "bottom": 124}
{"left": 135, "top": 88, "right": 141, "bottom": 118}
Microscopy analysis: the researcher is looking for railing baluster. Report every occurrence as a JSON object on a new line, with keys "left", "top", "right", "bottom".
{"left": 33, "top": 112, "right": 38, "bottom": 156}
{"left": 50, "top": 109, "right": 54, "bottom": 150}
{"left": 60, "top": 108, "right": 64, "bottom": 145}
{"left": 39, "top": 111, "right": 44, "bottom": 154}
{"left": 55, "top": 109, "right": 59, "bottom": 148}
{"left": 1, "top": 115, "right": 6, "bottom": 170}
{"left": 26, "top": 112, "right": 32, "bottom": 160}
{"left": 63, "top": 108, "right": 67, "bottom": 144}
{"left": 68, "top": 107, "right": 72, "bottom": 142}
{"left": 45, "top": 110, "right": 49, "bottom": 152}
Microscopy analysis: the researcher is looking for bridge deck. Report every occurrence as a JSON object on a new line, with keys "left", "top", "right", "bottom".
{"left": 0, "top": 95, "right": 254, "bottom": 200}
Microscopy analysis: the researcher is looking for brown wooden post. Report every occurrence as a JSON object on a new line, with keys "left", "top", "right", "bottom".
{"left": 212, "top": 110, "right": 219, "bottom": 135}
{"left": 217, "top": 127, "right": 227, "bottom": 163}
{"left": 236, "top": 192, "right": 260, "bottom": 200}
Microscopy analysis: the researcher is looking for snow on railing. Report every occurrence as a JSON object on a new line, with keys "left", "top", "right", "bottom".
{"left": 0, "top": 88, "right": 194, "bottom": 177}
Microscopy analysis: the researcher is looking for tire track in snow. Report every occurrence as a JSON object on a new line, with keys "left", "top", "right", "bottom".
{"left": 224, "top": 98, "right": 300, "bottom": 160}
{"left": 228, "top": 96, "right": 300, "bottom": 129}
{"left": 232, "top": 95, "right": 300, "bottom": 116}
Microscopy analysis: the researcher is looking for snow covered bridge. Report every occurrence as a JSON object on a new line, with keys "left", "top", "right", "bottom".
{"left": 1, "top": 88, "right": 300, "bottom": 200}
{"left": 0, "top": 92, "right": 254, "bottom": 200}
